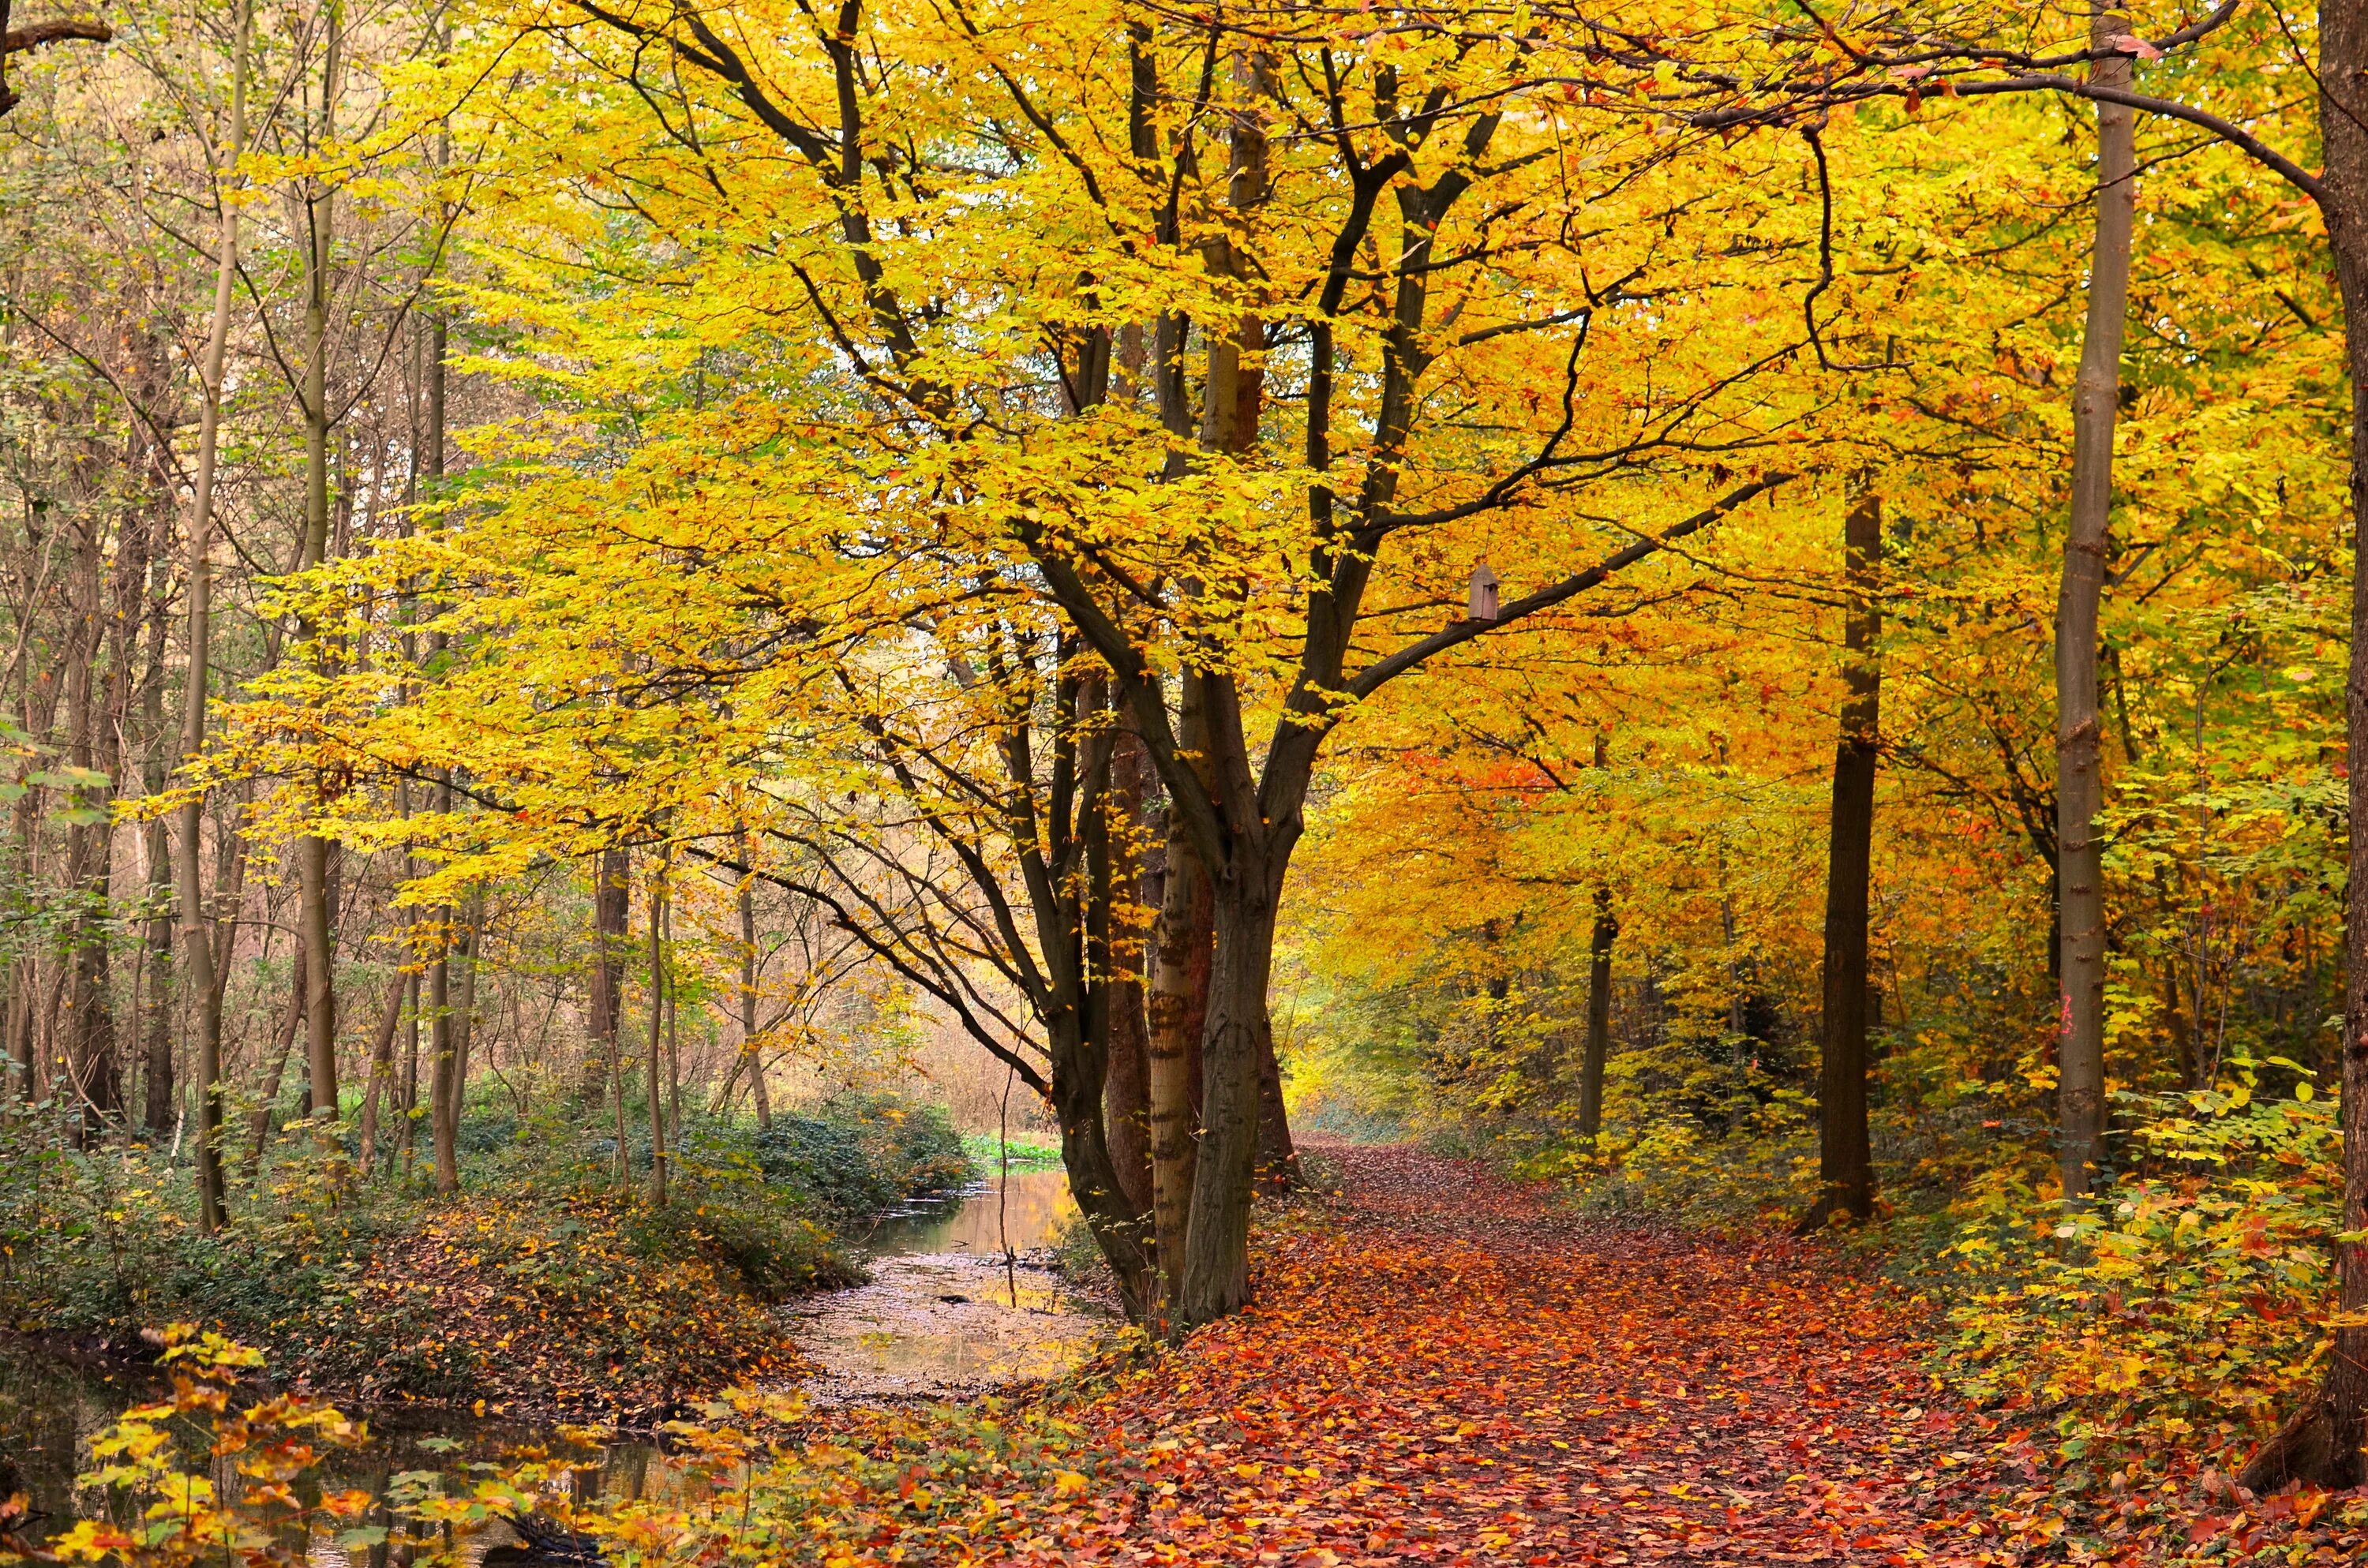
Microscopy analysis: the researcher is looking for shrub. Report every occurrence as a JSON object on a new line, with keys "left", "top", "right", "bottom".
{"left": 751, "top": 1094, "right": 972, "bottom": 1222}
{"left": 1942, "top": 1079, "right": 2340, "bottom": 1483}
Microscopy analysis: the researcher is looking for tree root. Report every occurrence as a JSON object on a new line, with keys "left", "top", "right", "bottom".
{"left": 2237, "top": 1394, "right": 2366, "bottom": 1493}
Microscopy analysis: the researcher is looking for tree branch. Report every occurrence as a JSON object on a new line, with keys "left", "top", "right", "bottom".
{"left": 1346, "top": 473, "right": 1794, "bottom": 699}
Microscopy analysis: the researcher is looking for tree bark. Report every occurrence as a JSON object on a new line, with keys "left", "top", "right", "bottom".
{"left": 294, "top": 5, "right": 343, "bottom": 1124}
{"left": 1103, "top": 730, "right": 1155, "bottom": 1219}
{"left": 430, "top": 892, "right": 480, "bottom": 1195}
{"left": 354, "top": 967, "right": 409, "bottom": 1175}
{"left": 246, "top": 950, "right": 305, "bottom": 1169}
{"left": 62, "top": 500, "right": 118, "bottom": 1136}
{"left": 1579, "top": 888, "right": 1615, "bottom": 1145}
{"left": 736, "top": 836, "right": 770, "bottom": 1127}
{"left": 1801, "top": 488, "right": 1883, "bottom": 1232}
{"left": 1145, "top": 715, "right": 1209, "bottom": 1318}
{"left": 399, "top": 970, "right": 419, "bottom": 1170}
{"left": 2055, "top": 2, "right": 2138, "bottom": 1204}
{"left": 1179, "top": 865, "right": 1276, "bottom": 1326}
{"left": 2239, "top": 0, "right": 2368, "bottom": 1493}
{"left": 140, "top": 720, "right": 174, "bottom": 1137}
{"left": 1253, "top": 1008, "right": 1298, "bottom": 1187}
{"left": 586, "top": 846, "right": 628, "bottom": 1106}
{"left": 133, "top": 341, "right": 178, "bottom": 1139}
{"left": 646, "top": 845, "right": 670, "bottom": 1207}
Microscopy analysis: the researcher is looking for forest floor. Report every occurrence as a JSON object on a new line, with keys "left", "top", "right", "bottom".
{"left": 800, "top": 1143, "right": 2367, "bottom": 1566}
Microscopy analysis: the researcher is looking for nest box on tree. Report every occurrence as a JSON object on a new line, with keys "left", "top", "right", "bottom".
{"left": 1467, "top": 563, "right": 1500, "bottom": 622}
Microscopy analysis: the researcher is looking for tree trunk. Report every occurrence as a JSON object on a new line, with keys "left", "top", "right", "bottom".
{"left": 425, "top": 936, "right": 450, "bottom": 1187}
{"left": 665, "top": 893, "right": 681, "bottom": 1138}
{"left": 1052, "top": 1005, "right": 1159, "bottom": 1320}
{"left": 62, "top": 503, "right": 118, "bottom": 1138}
{"left": 646, "top": 845, "right": 670, "bottom": 1207}
{"left": 1178, "top": 870, "right": 1276, "bottom": 1327}
{"left": 399, "top": 970, "right": 419, "bottom": 1169}
{"left": 1103, "top": 731, "right": 1155, "bottom": 1218}
{"left": 1145, "top": 795, "right": 1206, "bottom": 1315}
{"left": 736, "top": 843, "right": 770, "bottom": 1128}
{"left": 2055, "top": 1, "right": 2138, "bottom": 1204}
{"left": 2239, "top": 0, "right": 2368, "bottom": 1493}
{"left": 140, "top": 752, "right": 174, "bottom": 1136}
{"left": 1253, "top": 1008, "right": 1298, "bottom": 1187}
{"left": 430, "top": 893, "right": 481, "bottom": 1195}
{"left": 135, "top": 364, "right": 178, "bottom": 1139}
{"left": 354, "top": 967, "right": 409, "bottom": 1175}
{"left": 586, "top": 846, "right": 628, "bottom": 1106}
{"left": 1801, "top": 488, "right": 1883, "bottom": 1233}
{"left": 294, "top": 8, "right": 343, "bottom": 1125}
{"left": 1579, "top": 889, "right": 1615, "bottom": 1144}
{"left": 246, "top": 951, "right": 305, "bottom": 1170}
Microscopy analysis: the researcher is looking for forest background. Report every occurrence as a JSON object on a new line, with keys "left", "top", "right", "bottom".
{"left": 1, "top": 0, "right": 2364, "bottom": 1521}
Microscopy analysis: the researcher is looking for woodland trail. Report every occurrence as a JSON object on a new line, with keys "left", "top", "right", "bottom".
{"left": 1030, "top": 1143, "right": 2026, "bottom": 1566}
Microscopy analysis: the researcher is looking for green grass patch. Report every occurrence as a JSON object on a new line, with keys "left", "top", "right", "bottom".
{"left": 963, "top": 1130, "right": 1065, "bottom": 1171}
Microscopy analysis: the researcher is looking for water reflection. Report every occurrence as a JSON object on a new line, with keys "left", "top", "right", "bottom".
{"left": 0, "top": 1170, "right": 1105, "bottom": 1552}
{"left": 861, "top": 1166, "right": 1077, "bottom": 1258}
{"left": 0, "top": 1344, "right": 676, "bottom": 1557}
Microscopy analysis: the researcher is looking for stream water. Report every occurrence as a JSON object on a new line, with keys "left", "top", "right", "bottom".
{"left": 0, "top": 1167, "right": 1100, "bottom": 1552}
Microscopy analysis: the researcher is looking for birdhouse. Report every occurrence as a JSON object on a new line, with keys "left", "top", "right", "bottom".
{"left": 1467, "top": 563, "right": 1500, "bottom": 622}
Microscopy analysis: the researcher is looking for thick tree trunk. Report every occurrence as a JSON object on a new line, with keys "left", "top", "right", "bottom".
{"left": 2055, "top": 2, "right": 2138, "bottom": 1203}
{"left": 1253, "top": 1009, "right": 1298, "bottom": 1187}
{"left": 1145, "top": 797, "right": 1206, "bottom": 1314}
{"left": 1051, "top": 986, "right": 1158, "bottom": 1320}
{"left": 1579, "top": 889, "right": 1615, "bottom": 1144}
{"left": 1801, "top": 488, "right": 1883, "bottom": 1232}
{"left": 140, "top": 777, "right": 174, "bottom": 1136}
{"left": 135, "top": 362, "right": 177, "bottom": 1139}
{"left": 399, "top": 971, "right": 420, "bottom": 1167}
{"left": 1103, "top": 731, "right": 1154, "bottom": 1218}
{"left": 2239, "top": 0, "right": 2368, "bottom": 1493}
{"left": 1178, "top": 871, "right": 1276, "bottom": 1327}
{"left": 296, "top": 838, "right": 337, "bottom": 1119}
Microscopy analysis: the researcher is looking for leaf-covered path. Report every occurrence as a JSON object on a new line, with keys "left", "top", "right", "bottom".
{"left": 1034, "top": 1144, "right": 2018, "bottom": 1566}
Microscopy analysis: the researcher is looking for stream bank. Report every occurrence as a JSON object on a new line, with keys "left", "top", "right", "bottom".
{"left": 0, "top": 1166, "right": 1109, "bottom": 1551}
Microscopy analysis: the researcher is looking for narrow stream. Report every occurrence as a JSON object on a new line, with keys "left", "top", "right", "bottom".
{"left": 0, "top": 1168, "right": 1103, "bottom": 1552}
{"left": 788, "top": 1164, "right": 1106, "bottom": 1403}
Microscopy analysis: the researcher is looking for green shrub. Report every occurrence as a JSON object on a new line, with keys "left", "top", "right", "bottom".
{"left": 1941, "top": 1080, "right": 2341, "bottom": 1484}
{"left": 751, "top": 1093, "right": 972, "bottom": 1221}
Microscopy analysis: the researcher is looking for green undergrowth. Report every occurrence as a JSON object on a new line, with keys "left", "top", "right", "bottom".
{"left": 963, "top": 1128, "right": 1066, "bottom": 1171}
{"left": 0, "top": 1090, "right": 972, "bottom": 1416}
{"left": 756, "top": 1093, "right": 972, "bottom": 1218}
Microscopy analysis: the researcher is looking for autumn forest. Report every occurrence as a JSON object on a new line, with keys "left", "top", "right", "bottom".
{"left": 2, "top": 0, "right": 2366, "bottom": 1562}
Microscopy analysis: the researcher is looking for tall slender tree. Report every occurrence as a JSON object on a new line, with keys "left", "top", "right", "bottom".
{"left": 2055, "top": 2, "right": 2140, "bottom": 1205}
{"left": 1801, "top": 488, "right": 1883, "bottom": 1231}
